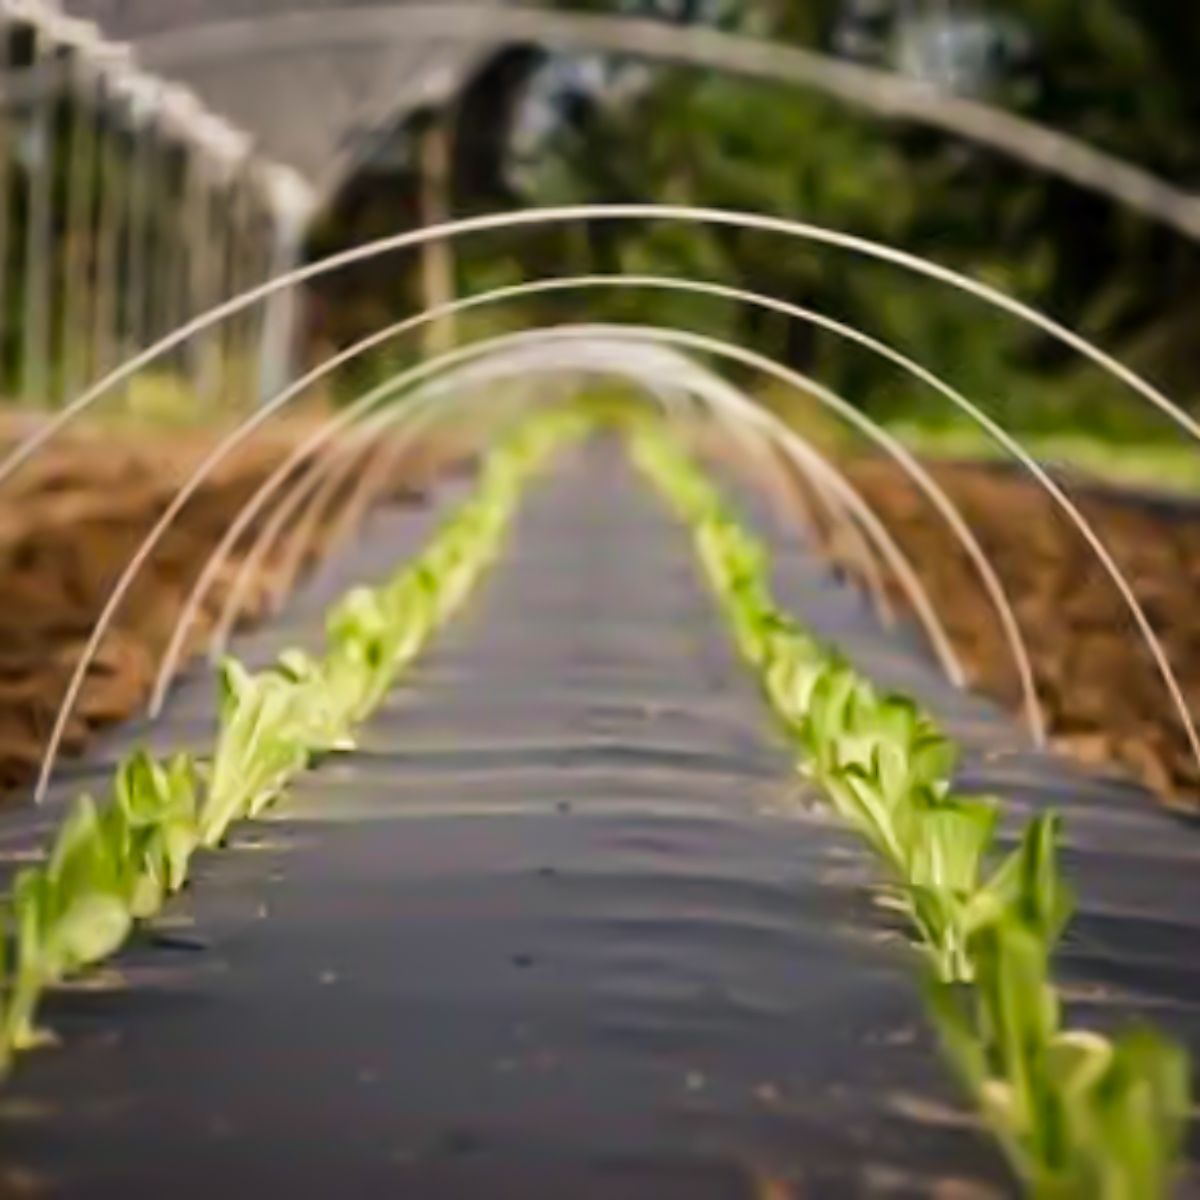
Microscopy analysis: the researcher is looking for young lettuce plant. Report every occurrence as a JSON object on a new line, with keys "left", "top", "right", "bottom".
{"left": 276, "top": 649, "right": 361, "bottom": 752}
{"left": 111, "top": 750, "right": 201, "bottom": 916}
{"left": 5, "top": 795, "right": 134, "bottom": 1053}
{"left": 199, "top": 658, "right": 317, "bottom": 846}
{"left": 928, "top": 907, "right": 1190, "bottom": 1199}
{"left": 321, "top": 583, "right": 422, "bottom": 724}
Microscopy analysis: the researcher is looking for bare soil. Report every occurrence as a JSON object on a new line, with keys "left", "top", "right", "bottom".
{"left": 0, "top": 415, "right": 468, "bottom": 797}
{"left": 835, "top": 459, "right": 1200, "bottom": 814}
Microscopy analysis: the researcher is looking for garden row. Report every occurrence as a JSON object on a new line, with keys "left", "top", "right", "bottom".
{"left": 0, "top": 409, "right": 589, "bottom": 1075}
{"left": 629, "top": 422, "right": 1192, "bottom": 1200}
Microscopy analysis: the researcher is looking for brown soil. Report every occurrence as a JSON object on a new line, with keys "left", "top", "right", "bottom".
{"left": 833, "top": 459, "right": 1200, "bottom": 814}
{"left": 0, "top": 415, "right": 469, "bottom": 798}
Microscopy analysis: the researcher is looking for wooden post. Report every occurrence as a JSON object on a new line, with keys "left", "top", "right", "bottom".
{"left": 0, "top": 18, "right": 14, "bottom": 397}
{"left": 59, "top": 53, "right": 99, "bottom": 402}
{"left": 254, "top": 163, "right": 316, "bottom": 405}
{"left": 416, "top": 109, "right": 456, "bottom": 359}
{"left": 122, "top": 82, "right": 158, "bottom": 372}
{"left": 89, "top": 98, "right": 122, "bottom": 382}
{"left": 19, "top": 20, "right": 53, "bottom": 404}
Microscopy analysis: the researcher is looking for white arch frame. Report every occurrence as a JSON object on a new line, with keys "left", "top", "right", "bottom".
{"left": 155, "top": 273, "right": 1041, "bottom": 740}
{"left": 10, "top": 205, "right": 1195, "bottom": 793}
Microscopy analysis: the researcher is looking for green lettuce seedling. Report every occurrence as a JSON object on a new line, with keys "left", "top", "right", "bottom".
{"left": 200, "top": 659, "right": 317, "bottom": 845}
{"left": 5, "top": 796, "right": 133, "bottom": 1052}
{"left": 929, "top": 912, "right": 1189, "bottom": 1199}
{"left": 111, "top": 750, "right": 200, "bottom": 916}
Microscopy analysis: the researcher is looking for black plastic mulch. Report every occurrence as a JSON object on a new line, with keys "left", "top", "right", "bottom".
{"left": 0, "top": 438, "right": 1196, "bottom": 1198}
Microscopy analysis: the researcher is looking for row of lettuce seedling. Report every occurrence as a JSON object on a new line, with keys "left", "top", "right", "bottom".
{"left": 629, "top": 422, "right": 1190, "bottom": 1200}
{"left": 0, "top": 409, "right": 589, "bottom": 1075}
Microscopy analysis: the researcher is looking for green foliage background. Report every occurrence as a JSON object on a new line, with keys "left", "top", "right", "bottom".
{"left": 445, "top": 0, "right": 1200, "bottom": 470}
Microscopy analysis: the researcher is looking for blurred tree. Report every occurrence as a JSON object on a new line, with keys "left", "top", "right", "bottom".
{"left": 449, "top": 0, "right": 1200, "bottom": 434}
{"left": 314, "top": 0, "right": 1200, "bottom": 441}
{"left": 495, "top": 65, "right": 1056, "bottom": 423}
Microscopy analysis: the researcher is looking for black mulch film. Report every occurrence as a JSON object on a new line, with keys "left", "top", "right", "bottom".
{"left": 0, "top": 439, "right": 1197, "bottom": 1198}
